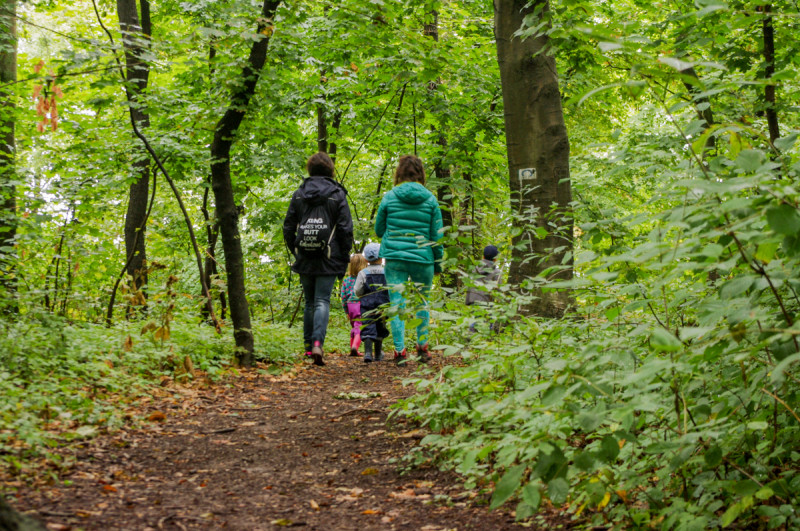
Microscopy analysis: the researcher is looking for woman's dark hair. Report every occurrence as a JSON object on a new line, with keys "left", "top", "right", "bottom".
{"left": 307, "top": 152, "right": 335, "bottom": 178}
{"left": 393, "top": 155, "right": 425, "bottom": 186}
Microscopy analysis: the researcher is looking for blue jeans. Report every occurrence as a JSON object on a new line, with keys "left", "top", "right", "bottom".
{"left": 384, "top": 260, "right": 434, "bottom": 351}
{"left": 299, "top": 274, "right": 337, "bottom": 350}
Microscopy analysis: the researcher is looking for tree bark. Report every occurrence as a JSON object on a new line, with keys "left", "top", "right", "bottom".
{"left": 117, "top": 0, "right": 152, "bottom": 297}
{"left": 761, "top": 4, "right": 780, "bottom": 144}
{"left": 201, "top": 185, "right": 227, "bottom": 322}
{"left": 494, "top": 0, "right": 573, "bottom": 318}
{"left": 210, "top": 0, "right": 281, "bottom": 367}
{"left": 424, "top": 11, "right": 455, "bottom": 287}
{"left": 0, "top": 0, "right": 17, "bottom": 311}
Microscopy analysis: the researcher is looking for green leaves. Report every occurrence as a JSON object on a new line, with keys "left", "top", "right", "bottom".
{"left": 766, "top": 204, "right": 800, "bottom": 236}
{"left": 490, "top": 465, "right": 526, "bottom": 509}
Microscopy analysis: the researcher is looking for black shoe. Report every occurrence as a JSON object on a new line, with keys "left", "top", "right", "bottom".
{"left": 350, "top": 348, "right": 359, "bottom": 357}
{"left": 417, "top": 344, "right": 431, "bottom": 363}
{"left": 312, "top": 344, "right": 325, "bottom": 366}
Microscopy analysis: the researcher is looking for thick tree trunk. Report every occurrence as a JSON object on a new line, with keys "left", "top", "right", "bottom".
{"left": 0, "top": 0, "right": 17, "bottom": 311}
{"left": 210, "top": 0, "right": 281, "bottom": 367}
{"left": 117, "top": 0, "right": 151, "bottom": 296}
{"left": 494, "top": 0, "right": 573, "bottom": 318}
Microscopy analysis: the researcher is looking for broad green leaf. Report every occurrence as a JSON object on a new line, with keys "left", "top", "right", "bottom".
{"left": 766, "top": 204, "right": 800, "bottom": 235}
{"left": 547, "top": 477, "right": 569, "bottom": 505}
{"left": 755, "top": 487, "right": 774, "bottom": 501}
{"left": 755, "top": 241, "right": 779, "bottom": 263}
{"left": 735, "top": 150, "right": 763, "bottom": 172}
{"left": 719, "top": 276, "right": 754, "bottom": 299}
{"left": 600, "top": 436, "right": 620, "bottom": 462}
{"left": 515, "top": 500, "right": 536, "bottom": 521}
{"left": 774, "top": 133, "right": 797, "bottom": 152}
{"left": 541, "top": 385, "right": 566, "bottom": 407}
{"left": 577, "top": 411, "right": 603, "bottom": 432}
{"left": 521, "top": 481, "right": 541, "bottom": 510}
{"left": 704, "top": 445, "right": 723, "bottom": 467}
{"left": 650, "top": 328, "right": 682, "bottom": 352}
{"left": 490, "top": 465, "right": 526, "bottom": 509}
{"left": 574, "top": 451, "right": 595, "bottom": 471}
{"left": 659, "top": 56, "right": 694, "bottom": 71}
{"left": 771, "top": 353, "right": 800, "bottom": 384}
{"left": 721, "top": 501, "right": 742, "bottom": 527}
{"left": 733, "top": 480, "right": 760, "bottom": 497}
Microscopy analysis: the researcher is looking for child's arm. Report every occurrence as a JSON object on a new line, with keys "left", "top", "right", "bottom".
{"left": 354, "top": 270, "right": 367, "bottom": 298}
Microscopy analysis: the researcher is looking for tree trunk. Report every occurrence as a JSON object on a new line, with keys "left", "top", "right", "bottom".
{"left": 0, "top": 0, "right": 17, "bottom": 312}
{"left": 494, "top": 0, "right": 573, "bottom": 318}
{"left": 424, "top": 11, "right": 455, "bottom": 288}
{"left": 201, "top": 185, "right": 227, "bottom": 322}
{"left": 761, "top": 4, "right": 780, "bottom": 144}
{"left": 117, "top": 0, "right": 152, "bottom": 297}
{"left": 210, "top": 0, "right": 281, "bottom": 367}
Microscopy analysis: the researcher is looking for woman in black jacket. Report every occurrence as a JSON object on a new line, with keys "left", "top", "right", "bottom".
{"left": 282, "top": 152, "right": 353, "bottom": 366}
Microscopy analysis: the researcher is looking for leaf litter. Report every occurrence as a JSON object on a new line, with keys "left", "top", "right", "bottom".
{"left": 6, "top": 352, "right": 565, "bottom": 529}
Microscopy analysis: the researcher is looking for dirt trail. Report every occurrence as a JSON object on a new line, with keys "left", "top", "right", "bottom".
{"left": 8, "top": 353, "right": 555, "bottom": 530}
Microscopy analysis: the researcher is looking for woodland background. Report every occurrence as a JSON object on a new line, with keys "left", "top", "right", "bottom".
{"left": 1, "top": 0, "right": 800, "bottom": 528}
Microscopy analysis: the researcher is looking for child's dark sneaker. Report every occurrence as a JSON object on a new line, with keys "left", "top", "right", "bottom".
{"left": 374, "top": 352, "right": 384, "bottom": 362}
{"left": 363, "top": 354, "right": 373, "bottom": 363}
{"left": 350, "top": 348, "right": 359, "bottom": 357}
{"left": 311, "top": 342, "right": 325, "bottom": 366}
{"left": 394, "top": 348, "right": 408, "bottom": 365}
{"left": 417, "top": 344, "right": 431, "bottom": 363}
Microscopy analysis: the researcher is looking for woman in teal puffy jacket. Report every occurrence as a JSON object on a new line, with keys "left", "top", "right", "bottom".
{"left": 375, "top": 155, "right": 444, "bottom": 364}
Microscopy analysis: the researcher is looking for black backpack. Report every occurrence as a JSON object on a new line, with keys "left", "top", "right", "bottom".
{"left": 295, "top": 200, "right": 336, "bottom": 258}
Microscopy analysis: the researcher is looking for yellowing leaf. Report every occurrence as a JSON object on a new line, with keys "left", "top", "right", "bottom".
{"left": 597, "top": 491, "right": 611, "bottom": 509}
{"left": 361, "top": 467, "right": 379, "bottom": 476}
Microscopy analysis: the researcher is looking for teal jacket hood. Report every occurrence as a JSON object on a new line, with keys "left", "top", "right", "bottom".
{"left": 392, "top": 182, "right": 430, "bottom": 205}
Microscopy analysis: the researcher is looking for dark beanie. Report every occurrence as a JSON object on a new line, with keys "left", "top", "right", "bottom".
{"left": 483, "top": 245, "right": 499, "bottom": 260}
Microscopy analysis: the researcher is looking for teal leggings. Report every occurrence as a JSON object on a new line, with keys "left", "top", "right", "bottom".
{"left": 384, "top": 259, "right": 434, "bottom": 351}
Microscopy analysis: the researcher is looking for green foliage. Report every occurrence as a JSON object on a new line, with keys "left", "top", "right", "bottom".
{"left": 393, "top": 0, "right": 800, "bottom": 527}
{"left": 4, "top": 1, "right": 800, "bottom": 528}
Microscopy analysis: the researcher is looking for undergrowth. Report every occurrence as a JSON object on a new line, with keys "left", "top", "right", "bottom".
{"left": 0, "top": 310, "right": 309, "bottom": 475}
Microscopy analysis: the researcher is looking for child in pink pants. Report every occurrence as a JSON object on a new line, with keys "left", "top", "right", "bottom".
{"left": 341, "top": 254, "right": 367, "bottom": 356}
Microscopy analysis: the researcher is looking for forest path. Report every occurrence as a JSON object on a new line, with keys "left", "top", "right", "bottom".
{"left": 11, "top": 352, "right": 557, "bottom": 530}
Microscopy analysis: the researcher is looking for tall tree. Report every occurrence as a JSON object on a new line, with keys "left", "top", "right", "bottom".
{"left": 761, "top": 4, "right": 780, "bottom": 144}
{"left": 424, "top": 10, "right": 455, "bottom": 288}
{"left": 117, "top": 0, "right": 152, "bottom": 298}
{"left": 210, "top": 0, "right": 281, "bottom": 367}
{"left": 494, "top": 0, "right": 573, "bottom": 318}
{"left": 0, "top": 0, "right": 17, "bottom": 310}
